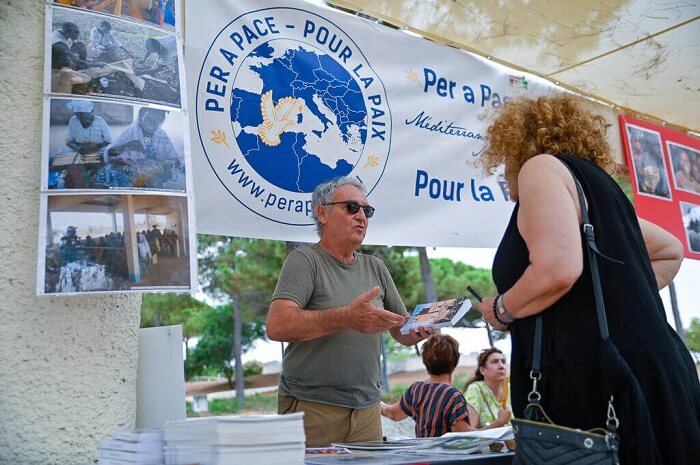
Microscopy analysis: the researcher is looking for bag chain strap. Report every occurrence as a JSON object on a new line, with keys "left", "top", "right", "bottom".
{"left": 526, "top": 160, "right": 620, "bottom": 442}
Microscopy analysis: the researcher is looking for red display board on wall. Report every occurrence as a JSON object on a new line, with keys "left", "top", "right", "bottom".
{"left": 620, "top": 115, "right": 700, "bottom": 260}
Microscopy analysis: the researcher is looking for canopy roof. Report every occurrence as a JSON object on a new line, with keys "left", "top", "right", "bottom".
{"left": 327, "top": 0, "right": 700, "bottom": 135}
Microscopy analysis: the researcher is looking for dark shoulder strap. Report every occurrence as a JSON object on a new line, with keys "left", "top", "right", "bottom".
{"left": 529, "top": 159, "right": 621, "bottom": 392}
{"left": 526, "top": 159, "right": 624, "bottom": 441}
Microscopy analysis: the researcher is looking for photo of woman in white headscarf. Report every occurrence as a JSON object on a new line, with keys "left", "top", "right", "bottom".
{"left": 63, "top": 99, "right": 112, "bottom": 155}
{"left": 49, "top": 99, "right": 113, "bottom": 189}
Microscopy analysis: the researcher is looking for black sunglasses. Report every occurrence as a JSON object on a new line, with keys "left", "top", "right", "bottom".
{"left": 325, "top": 201, "right": 375, "bottom": 218}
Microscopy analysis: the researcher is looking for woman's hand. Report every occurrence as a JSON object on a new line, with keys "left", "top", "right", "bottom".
{"left": 494, "top": 406, "right": 512, "bottom": 426}
{"left": 124, "top": 139, "right": 147, "bottom": 153}
{"left": 476, "top": 296, "right": 509, "bottom": 332}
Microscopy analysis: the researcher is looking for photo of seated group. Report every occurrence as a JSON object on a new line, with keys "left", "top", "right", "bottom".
{"left": 39, "top": 194, "right": 192, "bottom": 295}
{"left": 44, "top": 98, "right": 187, "bottom": 191}
{"left": 48, "top": 5, "right": 181, "bottom": 107}
{"left": 625, "top": 124, "right": 672, "bottom": 200}
{"left": 53, "top": 0, "right": 177, "bottom": 32}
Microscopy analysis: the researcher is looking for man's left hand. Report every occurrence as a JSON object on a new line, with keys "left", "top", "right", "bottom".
{"left": 391, "top": 322, "right": 436, "bottom": 345}
{"left": 407, "top": 325, "right": 436, "bottom": 343}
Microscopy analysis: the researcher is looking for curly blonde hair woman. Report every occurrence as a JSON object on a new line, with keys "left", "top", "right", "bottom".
{"left": 473, "top": 94, "right": 699, "bottom": 464}
{"left": 481, "top": 94, "right": 615, "bottom": 199}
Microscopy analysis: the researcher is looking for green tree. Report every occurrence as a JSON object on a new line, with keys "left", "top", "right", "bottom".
{"left": 197, "top": 235, "right": 287, "bottom": 403}
{"left": 613, "top": 173, "right": 634, "bottom": 205}
{"left": 140, "top": 293, "right": 209, "bottom": 346}
{"left": 186, "top": 303, "right": 266, "bottom": 387}
{"left": 686, "top": 318, "right": 700, "bottom": 352}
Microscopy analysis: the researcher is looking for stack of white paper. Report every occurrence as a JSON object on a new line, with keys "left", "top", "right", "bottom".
{"left": 441, "top": 425, "right": 514, "bottom": 441}
{"left": 98, "top": 428, "right": 165, "bottom": 465}
{"left": 164, "top": 412, "right": 305, "bottom": 465}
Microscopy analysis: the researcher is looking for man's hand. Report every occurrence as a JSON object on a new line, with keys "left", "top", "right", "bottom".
{"left": 389, "top": 321, "right": 435, "bottom": 346}
{"left": 406, "top": 325, "right": 436, "bottom": 342}
{"left": 344, "top": 286, "right": 405, "bottom": 334}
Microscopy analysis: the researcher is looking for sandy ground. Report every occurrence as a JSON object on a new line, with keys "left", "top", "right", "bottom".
{"left": 185, "top": 373, "right": 281, "bottom": 395}
{"left": 185, "top": 366, "right": 477, "bottom": 396}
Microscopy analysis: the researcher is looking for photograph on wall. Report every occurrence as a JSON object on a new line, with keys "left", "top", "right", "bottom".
{"left": 47, "top": 5, "right": 182, "bottom": 108}
{"left": 625, "top": 124, "right": 671, "bottom": 200}
{"left": 43, "top": 97, "right": 187, "bottom": 191}
{"left": 668, "top": 142, "right": 700, "bottom": 195}
{"left": 52, "top": 0, "right": 178, "bottom": 32}
{"left": 680, "top": 201, "right": 700, "bottom": 254}
{"left": 39, "top": 193, "right": 193, "bottom": 295}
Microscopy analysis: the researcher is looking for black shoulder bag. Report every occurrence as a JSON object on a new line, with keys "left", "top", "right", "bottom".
{"left": 511, "top": 164, "right": 621, "bottom": 465}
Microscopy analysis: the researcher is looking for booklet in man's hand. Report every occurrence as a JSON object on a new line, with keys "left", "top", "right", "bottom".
{"left": 400, "top": 296, "right": 472, "bottom": 334}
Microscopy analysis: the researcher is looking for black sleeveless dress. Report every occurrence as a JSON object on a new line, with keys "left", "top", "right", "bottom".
{"left": 493, "top": 155, "right": 700, "bottom": 464}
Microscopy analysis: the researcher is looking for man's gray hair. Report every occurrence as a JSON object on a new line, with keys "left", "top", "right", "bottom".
{"left": 311, "top": 176, "right": 367, "bottom": 236}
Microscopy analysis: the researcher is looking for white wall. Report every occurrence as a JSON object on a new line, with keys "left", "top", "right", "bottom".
{"left": 0, "top": 2, "right": 142, "bottom": 464}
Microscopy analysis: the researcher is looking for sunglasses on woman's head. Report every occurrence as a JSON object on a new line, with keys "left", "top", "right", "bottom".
{"left": 325, "top": 201, "right": 375, "bottom": 218}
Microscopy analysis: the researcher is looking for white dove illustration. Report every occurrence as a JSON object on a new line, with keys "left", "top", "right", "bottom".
{"left": 257, "top": 90, "right": 304, "bottom": 146}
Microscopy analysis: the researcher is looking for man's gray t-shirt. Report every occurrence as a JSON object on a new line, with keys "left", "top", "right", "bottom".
{"left": 272, "top": 244, "right": 408, "bottom": 409}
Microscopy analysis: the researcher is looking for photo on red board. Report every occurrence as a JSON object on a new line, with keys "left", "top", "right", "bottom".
{"left": 667, "top": 142, "right": 700, "bottom": 195}
{"left": 625, "top": 124, "right": 671, "bottom": 200}
{"left": 680, "top": 201, "right": 700, "bottom": 254}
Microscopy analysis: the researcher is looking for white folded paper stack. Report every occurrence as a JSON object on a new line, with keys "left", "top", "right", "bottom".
{"left": 164, "top": 412, "right": 305, "bottom": 465}
{"left": 98, "top": 428, "right": 165, "bottom": 465}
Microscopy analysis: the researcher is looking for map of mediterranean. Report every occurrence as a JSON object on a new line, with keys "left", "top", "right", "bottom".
{"left": 231, "top": 41, "right": 368, "bottom": 193}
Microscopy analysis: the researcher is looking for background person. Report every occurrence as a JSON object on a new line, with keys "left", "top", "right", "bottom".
{"left": 59, "top": 225, "right": 82, "bottom": 264}
{"left": 691, "top": 155, "right": 700, "bottom": 187}
{"left": 474, "top": 94, "right": 700, "bottom": 464}
{"left": 266, "top": 177, "right": 434, "bottom": 447}
{"left": 51, "top": 43, "right": 91, "bottom": 94}
{"left": 674, "top": 149, "right": 700, "bottom": 192}
{"left": 381, "top": 334, "right": 473, "bottom": 437}
{"left": 637, "top": 137, "right": 670, "bottom": 197}
{"left": 64, "top": 99, "right": 112, "bottom": 155}
{"left": 51, "top": 21, "right": 79, "bottom": 47}
{"left": 53, "top": 99, "right": 112, "bottom": 188}
{"left": 95, "top": 107, "right": 181, "bottom": 189}
{"left": 137, "top": 35, "right": 177, "bottom": 76}
{"left": 463, "top": 347, "right": 511, "bottom": 429}
{"left": 136, "top": 232, "right": 151, "bottom": 277}
{"left": 52, "top": 21, "right": 104, "bottom": 70}
{"left": 89, "top": 20, "right": 124, "bottom": 62}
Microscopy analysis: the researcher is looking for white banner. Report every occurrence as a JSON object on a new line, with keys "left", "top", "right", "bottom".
{"left": 186, "top": 0, "right": 554, "bottom": 247}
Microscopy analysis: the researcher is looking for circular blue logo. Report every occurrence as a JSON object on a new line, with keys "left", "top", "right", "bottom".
{"left": 196, "top": 7, "right": 390, "bottom": 225}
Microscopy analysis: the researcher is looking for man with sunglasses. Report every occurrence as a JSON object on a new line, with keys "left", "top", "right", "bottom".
{"left": 267, "top": 176, "right": 434, "bottom": 447}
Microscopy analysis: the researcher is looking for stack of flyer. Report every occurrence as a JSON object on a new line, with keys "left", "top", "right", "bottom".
{"left": 164, "top": 412, "right": 305, "bottom": 465}
{"left": 98, "top": 428, "right": 165, "bottom": 465}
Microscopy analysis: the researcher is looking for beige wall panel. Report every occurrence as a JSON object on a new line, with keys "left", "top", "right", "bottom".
{"left": 0, "top": 2, "right": 142, "bottom": 464}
